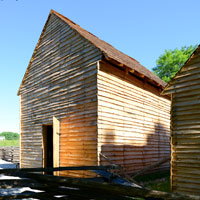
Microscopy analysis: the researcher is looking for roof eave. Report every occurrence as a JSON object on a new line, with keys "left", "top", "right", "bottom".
{"left": 103, "top": 53, "right": 166, "bottom": 90}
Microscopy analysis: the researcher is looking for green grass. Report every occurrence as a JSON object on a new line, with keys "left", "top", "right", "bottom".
{"left": 146, "top": 177, "right": 170, "bottom": 192}
{"left": 134, "top": 171, "right": 170, "bottom": 192}
{"left": 126, "top": 171, "right": 170, "bottom": 200}
{"left": 0, "top": 140, "right": 19, "bottom": 147}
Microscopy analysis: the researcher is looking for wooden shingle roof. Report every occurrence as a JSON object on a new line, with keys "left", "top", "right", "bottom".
{"left": 18, "top": 9, "right": 166, "bottom": 95}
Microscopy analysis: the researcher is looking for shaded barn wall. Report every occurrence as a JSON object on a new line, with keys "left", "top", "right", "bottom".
{"left": 164, "top": 49, "right": 200, "bottom": 196}
{"left": 97, "top": 61, "right": 171, "bottom": 174}
{"left": 20, "top": 13, "right": 102, "bottom": 170}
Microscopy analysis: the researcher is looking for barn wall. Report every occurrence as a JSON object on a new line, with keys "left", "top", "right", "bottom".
{"left": 20, "top": 13, "right": 102, "bottom": 172}
{"left": 164, "top": 49, "right": 200, "bottom": 195}
{"left": 97, "top": 61, "right": 170, "bottom": 174}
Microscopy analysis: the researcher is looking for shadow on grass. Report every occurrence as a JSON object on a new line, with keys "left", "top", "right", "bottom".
{"left": 134, "top": 170, "right": 170, "bottom": 192}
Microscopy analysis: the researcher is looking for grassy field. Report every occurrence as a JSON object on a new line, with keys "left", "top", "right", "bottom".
{"left": 0, "top": 140, "right": 19, "bottom": 147}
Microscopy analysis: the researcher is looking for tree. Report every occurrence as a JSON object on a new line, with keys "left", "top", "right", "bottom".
{"left": 0, "top": 132, "right": 19, "bottom": 140}
{"left": 153, "top": 45, "right": 197, "bottom": 83}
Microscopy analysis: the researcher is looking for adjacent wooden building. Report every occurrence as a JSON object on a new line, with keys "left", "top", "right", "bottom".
{"left": 18, "top": 10, "right": 171, "bottom": 177}
{"left": 162, "top": 45, "right": 200, "bottom": 195}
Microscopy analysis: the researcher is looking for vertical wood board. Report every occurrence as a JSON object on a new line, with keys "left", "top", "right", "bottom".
{"left": 53, "top": 116, "right": 60, "bottom": 175}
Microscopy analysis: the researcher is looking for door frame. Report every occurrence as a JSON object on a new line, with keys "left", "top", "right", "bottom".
{"left": 42, "top": 124, "right": 53, "bottom": 170}
{"left": 42, "top": 117, "right": 60, "bottom": 175}
{"left": 53, "top": 116, "right": 60, "bottom": 175}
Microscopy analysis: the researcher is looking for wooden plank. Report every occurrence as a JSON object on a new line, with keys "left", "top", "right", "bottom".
{"left": 19, "top": 12, "right": 101, "bottom": 169}
{"left": 53, "top": 116, "right": 60, "bottom": 175}
{"left": 167, "top": 51, "right": 200, "bottom": 195}
{"left": 132, "top": 156, "right": 170, "bottom": 178}
{"left": 0, "top": 165, "right": 120, "bottom": 174}
{"left": 0, "top": 179, "right": 39, "bottom": 189}
{"left": 19, "top": 172, "right": 200, "bottom": 200}
{"left": 97, "top": 61, "right": 171, "bottom": 175}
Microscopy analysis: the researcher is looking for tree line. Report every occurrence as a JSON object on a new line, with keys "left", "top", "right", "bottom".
{"left": 153, "top": 45, "right": 197, "bottom": 83}
{"left": 0, "top": 132, "right": 19, "bottom": 140}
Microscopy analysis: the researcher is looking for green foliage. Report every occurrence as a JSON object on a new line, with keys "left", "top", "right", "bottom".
{"left": 153, "top": 45, "right": 198, "bottom": 83}
{"left": 0, "top": 140, "right": 19, "bottom": 147}
{"left": 0, "top": 132, "right": 19, "bottom": 140}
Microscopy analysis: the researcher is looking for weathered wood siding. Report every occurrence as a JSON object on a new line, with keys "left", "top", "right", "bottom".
{"left": 0, "top": 147, "right": 19, "bottom": 163}
{"left": 97, "top": 61, "right": 170, "bottom": 174}
{"left": 20, "top": 13, "right": 102, "bottom": 172}
{"left": 164, "top": 49, "right": 200, "bottom": 195}
{"left": 20, "top": 11, "right": 171, "bottom": 178}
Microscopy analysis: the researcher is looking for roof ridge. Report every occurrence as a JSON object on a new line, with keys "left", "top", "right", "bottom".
{"left": 51, "top": 10, "right": 127, "bottom": 54}
{"left": 51, "top": 10, "right": 141, "bottom": 65}
{"left": 50, "top": 10, "right": 166, "bottom": 88}
{"left": 51, "top": 9, "right": 78, "bottom": 26}
{"left": 18, "top": 9, "right": 166, "bottom": 95}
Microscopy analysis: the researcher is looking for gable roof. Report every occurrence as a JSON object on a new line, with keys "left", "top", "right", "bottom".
{"left": 18, "top": 9, "right": 166, "bottom": 95}
{"left": 161, "top": 45, "right": 200, "bottom": 95}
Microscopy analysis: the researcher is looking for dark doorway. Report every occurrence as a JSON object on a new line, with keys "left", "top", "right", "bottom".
{"left": 43, "top": 125, "right": 53, "bottom": 175}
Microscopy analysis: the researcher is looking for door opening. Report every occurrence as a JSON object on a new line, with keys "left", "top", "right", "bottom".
{"left": 43, "top": 125, "right": 53, "bottom": 175}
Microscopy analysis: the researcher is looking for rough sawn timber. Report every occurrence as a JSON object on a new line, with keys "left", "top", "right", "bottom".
{"left": 19, "top": 13, "right": 102, "bottom": 178}
{"left": 162, "top": 45, "right": 200, "bottom": 196}
{"left": 18, "top": 10, "right": 171, "bottom": 178}
{"left": 97, "top": 61, "right": 170, "bottom": 174}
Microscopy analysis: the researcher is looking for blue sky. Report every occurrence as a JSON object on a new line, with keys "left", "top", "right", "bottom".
{"left": 0, "top": 0, "right": 199, "bottom": 133}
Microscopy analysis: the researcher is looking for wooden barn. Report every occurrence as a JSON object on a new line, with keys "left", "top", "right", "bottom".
{"left": 18, "top": 10, "right": 171, "bottom": 177}
{"left": 162, "top": 45, "right": 200, "bottom": 195}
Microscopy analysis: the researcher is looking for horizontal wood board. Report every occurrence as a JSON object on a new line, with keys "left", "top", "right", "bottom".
{"left": 20, "top": 13, "right": 171, "bottom": 178}
{"left": 97, "top": 61, "right": 171, "bottom": 174}
{"left": 167, "top": 49, "right": 200, "bottom": 195}
{"left": 20, "top": 13, "right": 102, "bottom": 177}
